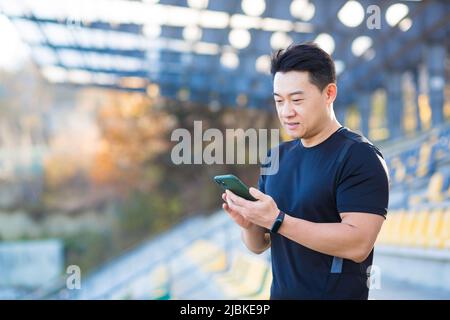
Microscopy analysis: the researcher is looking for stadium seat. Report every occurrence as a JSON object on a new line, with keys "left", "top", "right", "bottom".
{"left": 239, "top": 268, "right": 273, "bottom": 300}
{"left": 428, "top": 208, "right": 450, "bottom": 249}
{"left": 427, "top": 172, "right": 444, "bottom": 202}
{"left": 215, "top": 253, "right": 269, "bottom": 298}
{"left": 111, "top": 264, "right": 171, "bottom": 300}
{"left": 420, "top": 208, "right": 444, "bottom": 248}
{"left": 148, "top": 265, "right": 171, "bottom": 300}
{"left": 410, "top": 209, "right": 430, "bottom": 247}
{"left": 378, "top": 209, "right": 399, "bottom": 244}
{"left": 185, "top": 239, "right": 227, "bottom": 272}
{"left": 214, "top": 253, "right": 253, "bottom": 285}
{"left": 388, "top": 210, "right": 405, "bottom": 245}
{"left": 416, "top": 143, "right": 432, "bottom": 178}
{"left": 399, "top": 211, "right": 416, "bottom": 246}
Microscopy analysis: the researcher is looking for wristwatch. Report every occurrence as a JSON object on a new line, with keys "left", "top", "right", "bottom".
{"left": 270, "top": 210, "right": 285, "bottom": 234}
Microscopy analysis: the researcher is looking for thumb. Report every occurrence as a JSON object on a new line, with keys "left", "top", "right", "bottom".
{"left": 249, "top": 187, "right": 266, "bottom": 200}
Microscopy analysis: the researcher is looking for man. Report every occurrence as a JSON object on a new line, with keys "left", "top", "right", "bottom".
{"left": 222, "top": 43, "right": 389, "bottom": 300}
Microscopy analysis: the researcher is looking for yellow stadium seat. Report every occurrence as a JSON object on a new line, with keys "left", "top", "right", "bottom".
{"left": 217, "top": 255, "right": 269, "bottom": 299}
{"left": 428, "top": 208, "right": 450, "bottom": 249}
{"left": 388, "top": 210, "right": 405, "bottom": 245}
{"left": 113, "top": 264, "right": 171, "bottom": 300}
{"left": 411, "top": 209, "right": 430, "bottom": 247}
{"left": 427, "top": 173, "right": 444, "bottom": 202}
{"left": 419, "top": 208, "right": 444, "bottom": 247}
{"left": 240, "top": 269, "right": 273, "bottom": 300}
{"left": 416, "top": 143, "right": 432, "bottom": 178}
{"left": 215, "top": 253, "right": 253, "bottom": 285}
{"left": 399, "top": 211, "right": 416, "bottom": 246}
{"left": 377, "top": 210, "right": 397, "bottom": 244}
{"left": 149, "top": 265, "right": 171, "bottom": 300}
{"left": 441, "top": 209, "right": 450, "bottom": 249}
{"left": 186, "top": 240, "right": 227, "bottom": 272}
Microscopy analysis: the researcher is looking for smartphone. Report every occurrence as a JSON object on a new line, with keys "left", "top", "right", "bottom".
{"left": 214, "top": 174, "right": 257, "bottom": 201}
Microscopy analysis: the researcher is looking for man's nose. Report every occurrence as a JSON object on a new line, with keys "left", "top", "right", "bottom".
{"left": 280, "top": 102, "right": 295, "bottom": 117}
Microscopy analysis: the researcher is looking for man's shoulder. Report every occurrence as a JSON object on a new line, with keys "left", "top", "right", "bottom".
{"left": 338, "top": 127, "right": 371, "bottom": 145}
{"left": 337, "top": 127, "right": 383, "bottom": 158}
{"left": 336, "top": 129, "right": 390, "bottom": 187}
{"left": 330, "top": 128, "right": 386, "bottom": 174}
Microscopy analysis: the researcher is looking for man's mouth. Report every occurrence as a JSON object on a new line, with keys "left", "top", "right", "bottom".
{"left": 285, "top": 122, "right": 300, "bottom": 130}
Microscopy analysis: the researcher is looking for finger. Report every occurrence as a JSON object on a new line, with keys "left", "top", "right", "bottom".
{"left": 223, "top": 203, "right": 243, "bottom": 220}
{"left": 224, "top": 203, "right": 248, "bottom": 227}
{"left": 225, "top": 190, "right": 243, "bottom": 207}
{"left": 226, "top": 190, "right": 253, "bottom": 208}
{"left": 222, "top": 202, "right": 231, "bottom": 213}
{"left": 223, "top": 202, "right": 235, "bottom": 214}
{"left": 226, "top": 196, "right": 246, "bottom": 215}
{"left": 225, "top": 189, "right": 235, "bottom": 199}
{"left": 249, "top": 187, "right": 266, "bottom": 200}
{"left": 223, "top": 203, "right": 236, "bottom": 215}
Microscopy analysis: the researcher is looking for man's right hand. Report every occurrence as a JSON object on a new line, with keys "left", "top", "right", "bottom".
{"left": 222, "top": 191, "right": 271, "bottom": 254}
{"left": 222, "top": 192, "right": 253, "bottom": 229}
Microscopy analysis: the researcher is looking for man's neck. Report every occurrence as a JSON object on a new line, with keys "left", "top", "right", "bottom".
{"left": 301, "top": 120, "right": 342, "bottom": 148}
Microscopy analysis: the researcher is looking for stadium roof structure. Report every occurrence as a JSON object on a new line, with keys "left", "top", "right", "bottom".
{"left": 0, "top": 0, "right": 448, "bottom": 127}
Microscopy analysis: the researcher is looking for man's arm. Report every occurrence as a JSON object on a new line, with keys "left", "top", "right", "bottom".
{"left": 225, "top": 188, "right": 385, "bottom": 263}
{"left": 278, "top": 212, "right": 384, "bottom": 263}
{"left": 241, "top": 225, "right": 271, "bottom": 254}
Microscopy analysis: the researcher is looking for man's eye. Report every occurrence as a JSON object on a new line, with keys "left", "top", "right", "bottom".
{"left": 292, "top": 99, "right": 303, "bottom": 102}
{"left": 275, "top": 100, "right": 283, "bottom": 103}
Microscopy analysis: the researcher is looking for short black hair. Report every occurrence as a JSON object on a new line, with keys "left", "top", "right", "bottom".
{"left": 270, "top": 42, "right": 336, "bottom": 91}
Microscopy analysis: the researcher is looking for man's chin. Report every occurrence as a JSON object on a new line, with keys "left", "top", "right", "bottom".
{"left": 282, "top": 123, "right": 306, "bottom": 139}
{"left": 286, "top": 130, "right": 303, "bottom": 139}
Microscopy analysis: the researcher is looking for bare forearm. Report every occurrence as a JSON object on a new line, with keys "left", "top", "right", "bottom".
{"left": 278, "top": 214, "right": 370, "bottom": 262}
{"left": 241, "top": 224, "right": 271, "bottom": 254}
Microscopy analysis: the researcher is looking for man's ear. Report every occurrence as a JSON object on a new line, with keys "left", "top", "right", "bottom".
{"left": 324, "top": 83, "right": 337, "bottom": 105}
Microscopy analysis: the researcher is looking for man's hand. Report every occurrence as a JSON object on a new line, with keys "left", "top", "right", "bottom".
{"left": 222, "top": 187, "right": 279, "bottom": 230}
{"left": 222, "top": 192, "right": 253, "bottom": 229}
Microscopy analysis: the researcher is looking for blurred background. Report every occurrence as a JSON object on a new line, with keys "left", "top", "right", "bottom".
{"left": 0, "top": 0, "right": 449, "bottom": 300}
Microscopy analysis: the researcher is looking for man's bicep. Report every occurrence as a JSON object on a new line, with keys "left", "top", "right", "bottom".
{"left": 340, "top": 212, "right": 385, "bottom": 245}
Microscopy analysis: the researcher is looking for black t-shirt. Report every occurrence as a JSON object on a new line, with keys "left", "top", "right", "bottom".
{"left": 258, "top": 127, "right": 389, "bottom": 300}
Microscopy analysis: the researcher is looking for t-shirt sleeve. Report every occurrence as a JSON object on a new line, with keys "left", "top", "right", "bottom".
{"left": 336, "top": 142, "right": 390, "bottom": 217}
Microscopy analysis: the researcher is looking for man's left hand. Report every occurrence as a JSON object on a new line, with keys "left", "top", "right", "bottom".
{"left": 224, "top": 187, "right": 280, "bottom": 230}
